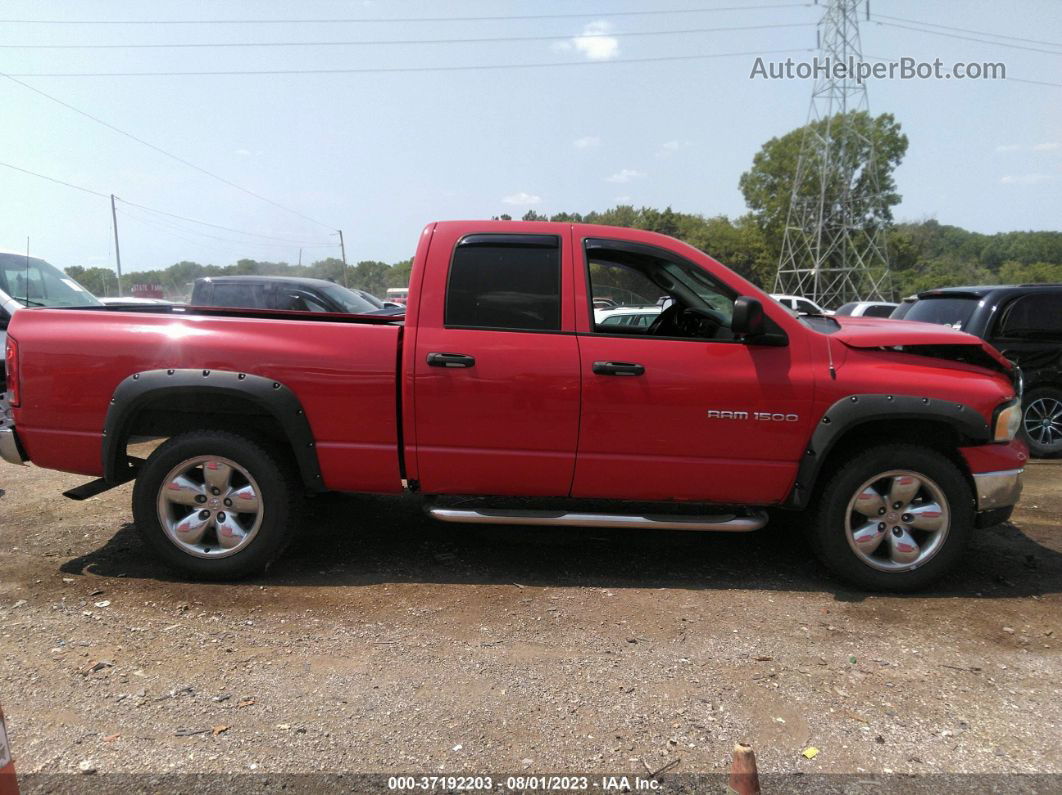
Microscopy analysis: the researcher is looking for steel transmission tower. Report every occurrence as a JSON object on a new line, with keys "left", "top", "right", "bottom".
{"left": 774, "top": 0, "right": 891, "bottom": 307}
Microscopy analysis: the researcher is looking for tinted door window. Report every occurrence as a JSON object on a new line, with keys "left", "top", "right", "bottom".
{"left": 864, "top": 304, "right": 896, "bottom": 318}
{"left": 794, "top": 299, "right": 819, "bottom": 314}
{"left": 998, "top": 293, "right": 1062, "bottom": 338}
{"left": 276, "top": 290, "right": 329, "bottom": 312}
{"left": 445, "top": 235, "right": 561, "bottom": 331}
{"left": 210, "top": 283, "right": 269, "bottom": 309}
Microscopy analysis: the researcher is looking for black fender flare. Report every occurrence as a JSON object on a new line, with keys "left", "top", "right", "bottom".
{"left": 784, "top": 394, "right": 991, "bottom": 509}
{"left": 102, "top": 368, "right": 324, "bottom": 490}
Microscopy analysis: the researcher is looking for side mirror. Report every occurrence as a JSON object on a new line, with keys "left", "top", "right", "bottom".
{"left": 731, "top": 296, "right": 765, "bottom": 338}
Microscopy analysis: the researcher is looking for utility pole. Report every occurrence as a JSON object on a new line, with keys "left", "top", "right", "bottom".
{"left": 110, "top": 194, "right": 124, "bottom": 297}
{"left": 774, "top": 0, "right": 891, "bottom": 307}
{"left": 336, "top": 229, "right": 348, "bottom": 287}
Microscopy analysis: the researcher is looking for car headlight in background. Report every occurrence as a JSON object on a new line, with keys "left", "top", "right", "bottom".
{"left": 993, "top": 400, "right": 1022, "bottom": 442}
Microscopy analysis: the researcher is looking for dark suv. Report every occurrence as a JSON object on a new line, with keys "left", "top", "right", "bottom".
{"left": 190, "top": 276, "right": 403, "bottom": 316}
{"left": 903, "top": 284, "right": 1062, "bottom": 457}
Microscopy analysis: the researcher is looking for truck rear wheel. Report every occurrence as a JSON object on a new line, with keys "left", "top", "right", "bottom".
{"left": 809, "top": 444, "right": 973, "bottom": 592}
{"left": 132, "top": 430, "right": 299, "bottom": 579}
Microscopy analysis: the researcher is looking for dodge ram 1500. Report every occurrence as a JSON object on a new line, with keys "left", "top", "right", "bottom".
{"left": 1, "top": 221, "right": 1026, "bottom": 590}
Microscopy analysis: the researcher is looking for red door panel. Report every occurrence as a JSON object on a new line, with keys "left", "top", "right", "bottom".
{"left": 411, "top": 222, "right": 580, "bottom": 496}
{"left": 572, "top": 335, "right": 814, "bottom": 503}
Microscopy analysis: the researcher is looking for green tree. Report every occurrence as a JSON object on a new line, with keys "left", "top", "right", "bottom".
{"left": 739, "top": 112, "right": 909, "bottom": 264}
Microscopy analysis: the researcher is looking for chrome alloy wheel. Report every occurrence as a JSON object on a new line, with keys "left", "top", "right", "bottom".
{"left": 844, "top": 470, "right": 950, "bottom": 572}
{"left": 156, "top": 456, "right": 263, "bottom": 558}
{"left": 1024, "top": 396, "right": 1062, "bottom": 450}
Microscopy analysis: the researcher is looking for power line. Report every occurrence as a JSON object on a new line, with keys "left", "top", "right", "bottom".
{"left": 0, "top": 21, "right": 816, "bottom": 50}
{"left": 116, "top": 208, "right": 303, "bottom": 258}
{"left": 0, "top": 72, "right": 338, "bottom": 229}
{"left": 0, "top": 4, "right": 811, "bottom": 25}
{"left": 117, "top": 204, "right": 335, "bottom": 252}
{"left": 873, "top": 20, "right": 1062, "bottom": 56}
{"left": 0, "top": 159, "right": 342, "bottom": 244}
{"left": 0, "top": 159, "right": 110, "bottom": 198}
{"left": 872, "top": 13, "right": 1062, "bottom": 49}
{"left": 2, "top": 47, "right": 814, "bottom": 77}
{"left": 116, "top": 198, "right": 332, "bottom": 245}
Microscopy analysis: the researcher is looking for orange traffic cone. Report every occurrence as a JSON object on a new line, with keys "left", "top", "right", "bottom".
{"left": 0, "top": 704, "right": 18, "bottom": 795}
{"left": 728, "top": 742, "right": 760, "bottom": 795}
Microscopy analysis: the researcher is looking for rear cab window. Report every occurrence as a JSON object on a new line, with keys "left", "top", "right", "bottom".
{"left": 445, "top": 235, "right": 561, "bottom": 331}
{"left": 904, "top": 296, "right": 980, "bottom": 331}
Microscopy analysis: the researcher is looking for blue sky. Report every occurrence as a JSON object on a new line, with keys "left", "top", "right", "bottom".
{"left": 1, "top": 0, "right": 1060, "bottom": 273}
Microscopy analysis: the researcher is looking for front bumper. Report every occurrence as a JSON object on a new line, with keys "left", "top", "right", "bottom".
{"left": 0, "top": 426, "right": 27, "bottom": 466}
{"left": 972, "top": 468, "right": 1023, "bottom": 511}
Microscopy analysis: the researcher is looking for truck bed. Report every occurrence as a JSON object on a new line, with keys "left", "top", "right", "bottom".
{"left": 10, "top": 305, "right": 405, "bottom": 493}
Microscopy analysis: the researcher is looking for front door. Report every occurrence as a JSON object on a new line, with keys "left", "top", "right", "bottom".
{"left": 571, "top": 234, "right": 816, "bottom": 505}
{"left": 412, "top": 226, "right": 581, "bottom": 496}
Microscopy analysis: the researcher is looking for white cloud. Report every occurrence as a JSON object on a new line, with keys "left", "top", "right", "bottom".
{"left": 605, "top": 168, "right": 645, "bottom": 184}
{"left": 614, "top": 195, "right": 633, "bottom": 204}
{"left": 553, "top": 21, "right": 619, "bottom": 61}
{"left": 1000, "top": 174, "right": 1054, "bottom": 185}
{"left": 655, "top": 140, "right": 692, "bottom": 158}
{"left": 1033, "top": 141, "right": 1060, "bottom": 152}
{"left": 501, "top": 191, "right": 542, "bottom": 205}
{"left": 995, "top": 144, "right": 1020, "bottom": 152}
{"left": 573, "top": 136, "right": 601, "bottom": 149}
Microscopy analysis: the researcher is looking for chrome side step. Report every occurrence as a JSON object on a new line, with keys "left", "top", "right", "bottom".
{"left": 427, "top": 507, "right": 767, "bottom": 532}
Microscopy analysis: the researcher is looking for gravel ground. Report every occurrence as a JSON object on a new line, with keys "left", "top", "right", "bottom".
{"left": 0, "top": 457, "right": 1059, "bottom": 792}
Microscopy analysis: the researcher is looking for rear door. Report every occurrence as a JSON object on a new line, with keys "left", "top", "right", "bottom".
{"left": 411, "top": 225, "right": 581, "bottom": 496}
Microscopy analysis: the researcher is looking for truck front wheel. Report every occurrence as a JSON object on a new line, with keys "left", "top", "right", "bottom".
{"left": 132, "top": 430, "right": 299, "bottom": 579}
{"left": 809, "top": 444, "right": 973, "bottom": 591}
{"left": 1020, "top": 386, "right": 1062, "bottom": 458}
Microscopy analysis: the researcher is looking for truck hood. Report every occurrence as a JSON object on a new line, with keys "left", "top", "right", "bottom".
{"left": 830, "top": 316, "right": 1014, "bottom": 374}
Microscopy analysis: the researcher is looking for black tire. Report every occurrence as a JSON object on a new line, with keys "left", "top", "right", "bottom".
{"left": 809, "top": 444, "right": 974, "bottom": 592}
{"left": 1019, "top": 386, "right": 1062, "bottom": 458}
{"left": 132, "top": 430, "right": 300, "bottom": 579}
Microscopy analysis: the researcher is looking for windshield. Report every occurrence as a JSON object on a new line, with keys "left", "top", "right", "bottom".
{"left": 356, "top": 289, "right": 385, "bottom": 309}
{"left": 314, "top": 282, "right": 385, "bottom": 314}
{"left": 904, "top": 296, "right": 979, "bottom": 330}
{"left": 0, "top": 253, "right": 101, "bottom": 308}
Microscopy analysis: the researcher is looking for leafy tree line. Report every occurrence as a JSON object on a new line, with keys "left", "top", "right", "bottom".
{"left": 66, "top": 213, "right": 1062, "bottom": 302}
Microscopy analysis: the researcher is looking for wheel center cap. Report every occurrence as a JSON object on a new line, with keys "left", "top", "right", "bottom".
{"left": 209, "top": 497, "right": 221, "bottom": 507}
{"left": 886, "top": 511, "right": 900, "bottom": 524}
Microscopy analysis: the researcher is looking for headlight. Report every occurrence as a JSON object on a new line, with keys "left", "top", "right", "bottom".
{"left": 993, "top": 400, "right": 1022, "bottom": 442}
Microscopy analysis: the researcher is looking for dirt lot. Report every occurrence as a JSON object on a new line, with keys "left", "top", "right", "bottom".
{"left": 1, "top": 457, "right": 1060, "bottom": 789}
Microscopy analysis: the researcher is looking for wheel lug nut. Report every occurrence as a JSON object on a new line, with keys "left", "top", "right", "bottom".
{"left": 195, "top": 495, "right": 206, "bottom": 504}
{"left": 878, "top": 508, "right": 886, "bottom": 515}
{"left": 878, "top": 522, "right": 886, "bottom": 531}
{"left": 902, "top": 514, "right": 912, "bottom": 523}
{"left": 199, "top": 510, "right": 210, "bottom": 520}
{"left": 892, "top": 526, "right": 903, "bottom": 536}
{"left": 892, "top": 502, "right": 903, "bottom": 509}
{"left": 217, "top": 512, "right": 226, "bottom": 522}
{"left": 224, "top": 498, "right": 232, "bottom": 507}
{"left": 211, "top": 487, "right": 221, "bottom": 496}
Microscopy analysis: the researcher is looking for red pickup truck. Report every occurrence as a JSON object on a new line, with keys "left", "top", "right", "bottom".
{"left": 1, "top": 221, "right": 1027, "bottom": 590}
